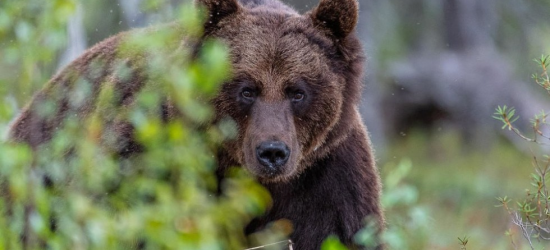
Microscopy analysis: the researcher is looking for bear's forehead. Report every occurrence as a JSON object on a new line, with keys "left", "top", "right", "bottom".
{"left": 220, "top": 10, "right": 337, "bottom": 96}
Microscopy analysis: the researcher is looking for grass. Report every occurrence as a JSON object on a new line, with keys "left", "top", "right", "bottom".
{"left": 381, "top": 129, "right": 547, "bottom": 249}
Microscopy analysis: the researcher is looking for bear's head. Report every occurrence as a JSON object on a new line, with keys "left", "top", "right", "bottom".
{"left": 202, "top": 0, "right": 364, "bottom": 183}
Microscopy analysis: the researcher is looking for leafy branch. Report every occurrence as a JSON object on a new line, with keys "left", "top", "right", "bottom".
{"left": 494, "top": 54, "right": 550, "bottom": 250}
{"left": 532, "top": 55, "right": 550, "bottom": 95}
{"left": 493, "top": 106, "right": 550, "bottom": 145}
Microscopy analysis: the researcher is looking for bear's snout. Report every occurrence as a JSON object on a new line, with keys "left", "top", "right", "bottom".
{"left": 256, "top": 141, "right": 290, "bottom": 172}
{"left": 241, "top": 101, "right": 299, "bottom": 182}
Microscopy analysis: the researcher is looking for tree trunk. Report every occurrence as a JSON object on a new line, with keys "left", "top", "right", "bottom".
{"left": 57, "top": 3, "right": 87, "bottom": 70}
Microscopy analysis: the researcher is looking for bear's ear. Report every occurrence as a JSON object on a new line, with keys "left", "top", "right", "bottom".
{"left": 310, "top": 0, "right": 359, "bottom": 38}
{"left": 195, "top": 0, "right": 240, "bottom": 28}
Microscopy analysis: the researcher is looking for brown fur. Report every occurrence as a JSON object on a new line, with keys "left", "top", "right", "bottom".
{"left": 8, "top": 0, "right": 384, "bottom": 249}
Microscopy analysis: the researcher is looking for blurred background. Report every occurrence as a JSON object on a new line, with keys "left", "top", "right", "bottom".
{"left": 2, "top": 0, "right": 550, "bottom": 249}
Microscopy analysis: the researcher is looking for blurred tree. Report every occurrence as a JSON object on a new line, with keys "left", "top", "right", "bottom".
{"left": 358, "top": 0, "right": 550, "bottom": 151}
{"left": 57, "top": 3, "right": 86, "bottom": 69}
{"left": 443, "top": 0, "right": 496, "bottom": 51}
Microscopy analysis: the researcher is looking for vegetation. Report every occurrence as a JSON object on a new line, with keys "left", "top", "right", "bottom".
{"left": 494, "top": 55, "right": 550, "bottom": 250}
{"left": 0, "top": 1, "right": 273, "bottom": 249}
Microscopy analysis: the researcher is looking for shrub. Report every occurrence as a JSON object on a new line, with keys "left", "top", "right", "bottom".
{"left": 494, "top": 55, "right": 550, "bottom": 249}
{"left": 0, "top": 1, "right": 272, "bottom": 249}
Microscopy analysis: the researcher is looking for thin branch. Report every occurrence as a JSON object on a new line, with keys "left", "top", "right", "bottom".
{"left": 511, "top": 212, "right": 536, "bottom": 250}
{"left": 245, "top": 240, "right": 293, "bottom": 250}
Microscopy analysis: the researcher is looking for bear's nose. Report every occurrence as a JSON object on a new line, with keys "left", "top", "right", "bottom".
{"left": 256, "top": 141, "right": 290, "bottom": 169}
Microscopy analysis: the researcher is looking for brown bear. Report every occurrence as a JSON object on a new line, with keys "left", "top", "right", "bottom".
{"left": 8, "top": 0, "right": 384, "bottom": 249}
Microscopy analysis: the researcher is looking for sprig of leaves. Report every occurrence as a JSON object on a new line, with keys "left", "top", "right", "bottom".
{"left": 493, "top": 105, "right": 519, "bottom": 130}
{"left": 457, "top": 236, "right": 468, "bottom": 250}
{"left": 493, "top": 105, "right": 537, "bottom": 143}
{"left": 532, "top": 55, "right": 550, "bottom": 94}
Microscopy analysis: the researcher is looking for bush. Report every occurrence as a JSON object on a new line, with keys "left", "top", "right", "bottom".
{"left": 0, "top": 1, "right": 273, "bottom": 249}
{"left": 494, "top": 55, "right": 550, "bottom": 249}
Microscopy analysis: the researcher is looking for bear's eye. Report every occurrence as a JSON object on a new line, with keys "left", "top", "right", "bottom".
{"left": 291, "top": 91, "right": 305, "bottom": 102}
{"left": 241, "top": 88, "right": 256, "bottom": 100}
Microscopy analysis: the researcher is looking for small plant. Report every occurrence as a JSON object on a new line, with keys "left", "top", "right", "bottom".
{"left": 494, "top": 54, "right": 550, "bottom": 249}
{"left": 532, "top": 55, "right": 550, "bottom": 94}
{"left": 458, "top": 236, "right": 468, "bottom": 250}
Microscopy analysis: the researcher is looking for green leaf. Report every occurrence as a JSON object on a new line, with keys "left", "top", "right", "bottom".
{"left": 321, "top": 236, "right": 349, "bottom": 250}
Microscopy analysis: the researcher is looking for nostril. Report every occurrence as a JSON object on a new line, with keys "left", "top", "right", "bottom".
{"left": 274, "top": 150, "right": 285, "bottom": 159}
{"left": 259, "top": 150, "right": 274, "bottom": 161}
{"left": 256, "top": 141, "right": 290, "bottom": 168}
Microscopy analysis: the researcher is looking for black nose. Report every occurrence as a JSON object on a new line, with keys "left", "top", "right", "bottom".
{"left": 256, "top": 141, "right": 290, "bottom": 168}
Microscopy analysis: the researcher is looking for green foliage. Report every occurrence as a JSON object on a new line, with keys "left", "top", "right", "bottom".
{"left": 0, "top": 1, "right": 273, "bottom": 249}
{"left": 0, "top": 0, "right": 77, "bottom": 104}
{"left": 493, "top": 105, "right": 519, "bottom": 130}
{"left": 532, "top": 55, "right": 550, "bottom": 93}
{"left": 321, "top": 236, "right": 348, "bottom": 250}
{"left": 377, "top": 130, "right": 542, "bottom": 249}
{"left": 494, "top": 55, "right": 550, "bottom": 249}
{"left": 494, "top": 68, "right": 550, "bottom": 145}
{"left": 355, "top": 159, "right": 430, "bottom": 249}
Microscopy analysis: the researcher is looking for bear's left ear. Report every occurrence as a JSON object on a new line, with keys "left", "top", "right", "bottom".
{"left": 310, "top": 0, "right": 359, "bottom": 38}
{"left": 195, "top": 0, "right": 241, "bottom": 28}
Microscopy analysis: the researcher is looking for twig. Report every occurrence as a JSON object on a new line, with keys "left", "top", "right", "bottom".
{"left": 245, "top": 240, "right": 293, "bottom": 250}
{"left": 511, "top": 212, "right": 535, "bottom": 250}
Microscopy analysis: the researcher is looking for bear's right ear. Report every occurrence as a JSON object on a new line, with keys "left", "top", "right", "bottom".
{"left": 195, "top": 0, "right": 240, "bottom": 29}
